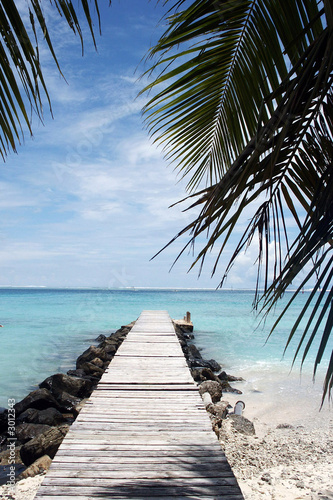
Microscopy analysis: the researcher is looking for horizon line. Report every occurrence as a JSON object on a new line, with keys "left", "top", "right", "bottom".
{"left": 0, "top": 285, "right": 317, "bottom": 292}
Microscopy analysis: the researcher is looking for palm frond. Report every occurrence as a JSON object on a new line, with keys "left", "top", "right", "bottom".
{"left": 155, "top": 93, "right": 333, "bottom": 402}
{"left": 259, "top": 100, "right": 333, "bottom": 403}
{"left": 146, "top": 0, "right": 333, "bottom": 401}
{"left": 0, "top": 0, "right": 104, "bottom": 159}
{"left": 142, "top": 0, "right": 325, "bottom": 190}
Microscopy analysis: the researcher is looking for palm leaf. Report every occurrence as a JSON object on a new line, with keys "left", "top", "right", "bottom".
{"left": 142, "top": 0, "right": 325, "bottom": 190}
{"left": 0, "top": 0, "right": 104, "bottom": 159}
{"left": 146, "top": 0, "right": 333, "bottom": 402}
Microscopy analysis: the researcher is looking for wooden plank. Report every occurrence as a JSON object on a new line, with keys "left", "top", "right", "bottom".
{"left": 58, "top": 446, "right": 221, "bottom": 456}
{"left": 46, "top": 469, "right": 236, "bottom": 479}
{"left": 41, "top": 477, "right": 240, "bottom": 487}
{"left": 50, "top": 452, "right": 229, "bottom": 463}
{"left": 88, "top": 389, "right": 201, "bottom": 396}
{"left": 52, "top": 458, "right": 230, "bottom": 467}
{"left": 54, "top": 445, "right": 227, "bottom": 454}
{"left": 73, "top": 422, "right": 211, "bottom": 429}
{"left": 56, "top": 435, "right": 218, "bottom": 445}
{"left": 72, "top": 418, "right": 211, "bottom": 425}
{"left": 35, "top": 484, "right": 243, "bottom": 497}
{"left": 36, "top": 495, "right": 243, "bottom": 500}
{"left": 35, "top": 310, "right": 243, "bottom": 499}
{"left": 51, "top": 458, "right": 231, "bottom": 468}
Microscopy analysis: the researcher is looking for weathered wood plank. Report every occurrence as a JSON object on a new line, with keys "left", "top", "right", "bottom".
{"left": 35, "top": 484, "right": 243, "bottom": 497}
{"left": 46, "top": 469, "right": 236, "bottom": 479}
{"left": 41, "top": 476, "right": 240, "bottom": 487}
{"left": 95, "top": 383, "right": 197, "bottom": 388}
{"left": 52, "top": 458, "right": 230, "bottom": 468}
{"left": 35, "top": 494, "right": 244, "bottom": 500}
{"left": 57, "top": 435, "right": 219, "bottom": 445}
{"left": 54, "top": 454, "right": 228, "bottom": 465}
{"left": 54, "top": 444, "right": 227, "bottom": 453}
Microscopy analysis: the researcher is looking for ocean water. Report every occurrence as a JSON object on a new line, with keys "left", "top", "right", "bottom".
{"left": 0, "top": 288, "right": 331, "bottom": 410}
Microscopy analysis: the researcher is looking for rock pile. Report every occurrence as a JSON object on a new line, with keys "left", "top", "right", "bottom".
{"left": 0, "top": 316, "right": 255, "bottom": 488}
{"left": 0, "top": 322, "right": 132, "bottom": 483}
{"left": 173, "top": 320, "right": 255, "bottom": 442}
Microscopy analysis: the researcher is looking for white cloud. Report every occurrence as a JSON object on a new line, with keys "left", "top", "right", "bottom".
{"left": 80, "top": 202, "right": 123, "bottom": 221}
{"left": 0, "top": 242, "right": 69, "bottom": 263}
{"left": 0, "top": 182, "right": 43, "bottom": 209}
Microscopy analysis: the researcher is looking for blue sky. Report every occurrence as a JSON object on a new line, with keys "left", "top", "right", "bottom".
{"left": 0, "top": 1, "right": 306, "bottom": 289}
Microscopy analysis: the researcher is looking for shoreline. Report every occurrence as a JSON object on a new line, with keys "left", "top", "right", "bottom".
{"left": 0, "top": 316, "right": 332, "bottom": 500}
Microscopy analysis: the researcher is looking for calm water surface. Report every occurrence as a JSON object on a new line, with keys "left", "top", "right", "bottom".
{"left": 0, "top": 288, "right": 330, "bottom": 408}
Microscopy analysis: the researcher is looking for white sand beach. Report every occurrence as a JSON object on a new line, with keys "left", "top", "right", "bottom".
{"left": 221, "top": 373, "right": 333, "bottom": 500}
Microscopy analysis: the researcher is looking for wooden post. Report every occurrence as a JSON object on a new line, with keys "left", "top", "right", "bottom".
{"left": 186, "top": 311, "right": 191, "bottom": 323}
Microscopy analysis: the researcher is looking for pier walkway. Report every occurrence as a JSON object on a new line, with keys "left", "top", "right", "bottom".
{"left": 35, "top": 310, "right": 243, "bottom": 499}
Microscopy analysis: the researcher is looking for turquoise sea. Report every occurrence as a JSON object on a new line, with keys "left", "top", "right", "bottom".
{"left": 0, "top": 288, "right": 331, "bottom": 409}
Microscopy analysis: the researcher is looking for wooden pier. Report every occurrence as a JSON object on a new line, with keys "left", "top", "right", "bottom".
{"left": 35, "top": 310, "right": 243, "bottom": 499}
